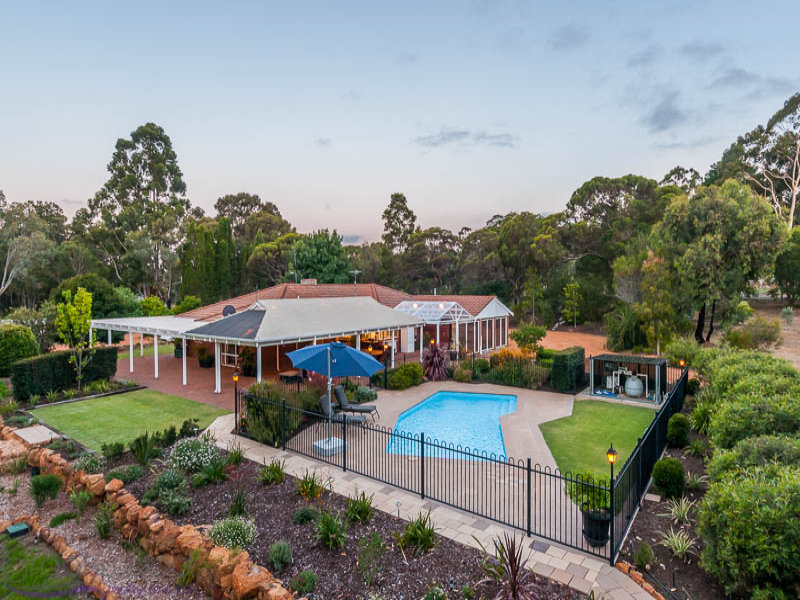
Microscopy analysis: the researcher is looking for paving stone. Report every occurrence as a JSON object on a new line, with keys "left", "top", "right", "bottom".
{"left": 568, "top": 577, "right": 593, "bottom": 594}
{"left": 566, "top": 562, "right": 589, "bottom": 578}
{"left": 531, "top": 539, "right": 550, "bottom": 552}
{"left": 548, "top": 557, "right": 570, "bottom": 571}
{"left": 13, "top": 425, "right": 60, "bottom": 445}
{"left": 545, "top": 546, "right": 566, "bottom": 559}
{"left": 549, "top": 568, "right": 573, "bottom": 585}
{"left": 531, "top": 562, "right": 554, "bottom": 578}
{"left": 582, "top": 556, "right": 604, "bottom": 571}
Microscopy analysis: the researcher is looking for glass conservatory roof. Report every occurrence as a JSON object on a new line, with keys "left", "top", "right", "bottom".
{"left": 393, "top": 300, "right": 472, "bottom": 324}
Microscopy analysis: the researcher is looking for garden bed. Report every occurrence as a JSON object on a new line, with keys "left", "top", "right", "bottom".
{"left": 620, "top": 431, "right": 725, "bottom": 600}
{"left": 127, "top": 458, "right": 585, "bottom": 600}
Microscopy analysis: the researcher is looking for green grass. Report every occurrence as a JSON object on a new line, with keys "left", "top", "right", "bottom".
{"left": 31, "top": 389, "right": 228, "bottom": 450}
{"left": 1, "top": 536, "right": 83, "bottom": 599}
{"left": 539, "top": 400, "right": 655, "bottom": 476}
{"left": 119, "top": 346, "right": 156, "bottom": 360}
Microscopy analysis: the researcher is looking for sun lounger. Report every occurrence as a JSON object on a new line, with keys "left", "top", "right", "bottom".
{"left": 319, "top": 395, "right": 366, "bottom": 425}
{"left": 334, "top": 385, "right": 378, "bottom": 420}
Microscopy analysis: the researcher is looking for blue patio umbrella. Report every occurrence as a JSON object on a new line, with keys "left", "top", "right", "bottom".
{"left": 287, "top": 342, "right": 384, "bottom": 445}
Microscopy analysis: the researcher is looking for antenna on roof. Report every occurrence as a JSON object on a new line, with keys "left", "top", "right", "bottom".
{"left": 350, "top": 269, "right": 361, "bottom": 292}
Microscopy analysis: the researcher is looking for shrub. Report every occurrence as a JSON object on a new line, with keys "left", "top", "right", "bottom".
{"left": 191, "top": 454, "right": 228, "bottom": 487}
{"left": 551, "top": 346, "right": 585, "bottom": 393}
{"left": 357, "top": 532, "right": 386, "bottom": 586}
{"left": 69, "top": 489, "right": 92, "bottom": 517}
{"left": 687, "top": 377, "right": 700, "bottom": 396}
{"left": 565, "top": 471, "right": 609, "bottom": 513}
{"left": 664, "top": 337, "right": 701, "bottom": 367}
{"left": 345, "top": 491, "right": 374, "bottom": 523}
{"left": 258, "top": 459, "right": 286, "bottom": 485}
{"left": 422, "top": 344, "right": 449, "bottom": 381}
{"left": 177, "top": 548, "right": 209, "bottom": 587}
{"left": 105, "top": 464, "right": 144, "bottom": 484}
{"left": 633, "top": 542, "right": 654, "bottom": 570}
{"left": 388, "top": 362, "right": 424, "bottom": 390}
{"left": 168, "top": 436, "right": 221, "bottom": 473}
{"left": 689, "top": 400, "right": 713, "bottom": 434}
{"left": 9, "top": 346, "right": 118, "bottom": 402}
{"left": 154, "top": 425, "right": 178, "bottom": 448}
{"left": 698, "top": 465, "right": 800, "bottom": 598}
{"left": 453, "top": 367, "right": 473, "bottom": 383}
{"left": 74, "top": 452, "right": 106, "bottom": 474}
{"left": 0, "top": 380, "right": 10, "bottom": 398}
{"left": 398, "top": 511, "right": 437, "bottom": 554}
{"left": 423, "top": 588, "right": 447, "bottom": 600}
{"left": 708, "top": 397, "right": 800, "bottom": 449}
{"left": 724, "top": 317, "right": 781, "bottom": 349}
{"left": 268, "top": 541, "right": 292, "bottom": 572}
{"left": 225, "top": 442, "right": 244, "bottom": 466}
{"left": 229, "top": 487, "right": 248, "bottom": 517}
{"left": 658, "top": 497, "right": 695, "bottom": 525}
{"left": 49, "top": 512, "right": 77, "bottom": 528}
{"left": 659, "top": 527, "right": 697, "bottom": 560}
{"left": 297, "top": 470, "right": 324, "bottom": 499}
{"left": 289, "top": 570, "right": 318, "bottom": 595}
{"left": 473, "top": 358, "right": 490, "bottom": 376}
{"left": 101, "top": 441, "right": 125, "bottom": 460}
{"left": 94, "top": 502, "right": 115, "bottom": 539}
{"left": 685, "top": 472, "right": 708, "bottom": 492}
{"left": 315, "top": 510, "right": 348, "bottom": 550}
{"left": 666, "top": 413, "right": 690, "bottom": 448}
{"left": 0, "top": 398, "right": 17, "bottom": 415}
{"left": 209, "top": 516, "right": 258, "bottom": 549}
{"left": 708, "top": 435, "right": 800, "bottom": 481}
{"left": 652, "top": 457, "right": 684, "bottom": 498}
{"left": 30, "top": 474, "right": 62, "bottom": 507}
{"left": 158, "top": 489, "right": 191, "bottom": 516}
{"left": 0, "top": 323, "right": 39, "bottom": 377}
{"left": 292, "top": 505, "right": 317, "bottom": 525}
{"left": 130, "top": 432, "right": 158, "bottom": 466}
{"left": 354, "top": 386, "right": 377, "bottom": 403}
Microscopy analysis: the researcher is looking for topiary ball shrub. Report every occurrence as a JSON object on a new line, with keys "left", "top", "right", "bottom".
{"left": 698, "top": 465, "right": 800, "bottom": 599}
{"left": 666, "top": 413, "right": 690, "bottom": 448}
{"left": 633, "top": 542, "right": 655, "bottom": 571}
{"left": 0, "top": 323, "right": 39, "bottom": 377}
{"left": 209, "top": 516, "right": 257, "bottom": 549}
{"left": 652, "top": 457, "right": 684, "bottom": 498}
{"left": 687, "top": 377, "right": 700, "bottom": 396}
{"left": 453, "top": 367, "right": 473, "bottom": 383}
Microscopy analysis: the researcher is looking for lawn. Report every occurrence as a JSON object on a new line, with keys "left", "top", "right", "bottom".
{"left": 539, "top": 400, "right": 656, "bottom": 476}
{"left": 31, "top": 389, "right": 228, "bottom": 450}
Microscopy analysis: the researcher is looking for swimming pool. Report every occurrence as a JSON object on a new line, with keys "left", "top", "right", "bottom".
{"left": 386, "top": 391, "right": 517, "bottom": 458}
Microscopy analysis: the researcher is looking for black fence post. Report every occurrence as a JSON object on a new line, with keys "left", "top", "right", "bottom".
{"left": 281, "top": 400, "right": 287, "bottom": 451}
{"left": 342, "top": 418, "right": 347, "bottom": 472}
{"left": 420, "top": 432, "right": 426, "bottom": 500}
{"left": 526, "top": 458, "right": 532, "bottom": 537}
{"left": 609, "top": 475, "right": 616, "bottom": 566}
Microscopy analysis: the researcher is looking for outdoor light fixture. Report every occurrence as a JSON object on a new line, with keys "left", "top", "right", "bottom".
{"left": 430, "top": 338, "right": 435, "bottom": 345}
{"left": 439, "top": 302, "right": 444, "bottom": 309}
{"left": 233, "top": 370, "right": 240, "bottom": 434}
{"left": 679, "top": 359, "right": 686, "bottom": 368}
{"left": 232, "top": 370, "right": 239, "bottom": 383}
{"left": 606, "top": 444, "right": 617, "bottom": 465}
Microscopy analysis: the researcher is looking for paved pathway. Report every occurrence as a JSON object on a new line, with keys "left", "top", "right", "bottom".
{"left": 207, "top": 414, "right": 648, "bottom": 599}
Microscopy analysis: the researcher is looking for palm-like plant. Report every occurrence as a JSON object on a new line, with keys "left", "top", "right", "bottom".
{"left": 476, "top": 533, "right": 538, "bottom": 600}
{"left": 422, "top": 344, "right": 449, "bottom": 381}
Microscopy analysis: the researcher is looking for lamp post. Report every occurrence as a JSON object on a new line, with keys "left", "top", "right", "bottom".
{"left": 233, "top": 369, "right": 240, "bottom": 433}
{"left": 382, "top": 343, "right": 389, "bottom": 389}
{"left": 607, "top": 443, "right": 617, "bottom": 565}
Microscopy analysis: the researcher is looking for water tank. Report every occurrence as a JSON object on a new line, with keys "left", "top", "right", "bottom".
{"left": 624, "top": 375, "right": 644, "bottom": 398}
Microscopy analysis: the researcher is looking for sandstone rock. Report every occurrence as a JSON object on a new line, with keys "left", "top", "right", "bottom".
{"left": 86, "top": 474, "right": 105, "bottom": 496}
{"left": 154, "top": 522, "right": 180, "bottom": 554}
{"left": 260, "top": 582, "right": 295, "bottom": 600}
{"left": 105, "top": 478, "right": 124, "bottom": 493}
{"left": 176, "top": 525, "right": 204, "bottom": 555}
{"left": 115, "top": 492, "right": 135, "bottom": 506}
{"left": 0, "top": 520, "right": 10, "bottom": 534}
{"left": 616, "top": 561, "right": 630, "bottom": 574}
{"left": 631, "top": 570, "right": 645, "bottom": 585}
{"left": 156, "top": 552, "right": 175, "bottom": 569}
{"left": 232, "top": 563, "right": 273, "bottom": 600}
{"left": 120, "top": 523, "right": 136, "bottom": 539}
{"left": 126, "top": 505, "right": 142, "bottom": 524}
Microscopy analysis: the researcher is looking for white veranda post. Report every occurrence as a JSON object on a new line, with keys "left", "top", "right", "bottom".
{"left": 128, "top": 333, "right": 134, "bottom": 373}
{"left": 256, "top": 344, "right": 262, "bottom": 383}
{"left": 391, "top": 331, "right": 396, "bottom": 368}
{"left": 107, "top": 329, "right": 112, "bottom": 345}
{"left": 214, "top": 341, "right": 221, "bottom": 393}
{"left": 154, "top": 334, "right": 159, "bottom": 379}
{"left": 181, "top": 338, "right": 187, "bottom": 386}
{"left": 419, "top": 326, "right": 423, "bottom": 360}
{"left": 139, "top": 333, "right": 144, "bottom": 357}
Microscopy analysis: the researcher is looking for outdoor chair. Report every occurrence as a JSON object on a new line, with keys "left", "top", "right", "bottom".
{"left": 334, "top": 385, "right": 379, "bottom": 420}
{"left": 319, "top": 395, "right": 366, "bottom": 425}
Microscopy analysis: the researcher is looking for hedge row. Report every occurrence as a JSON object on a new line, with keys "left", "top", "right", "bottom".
{"left": 693, "top": 347, "right": 800, "bottom": 598}
{"left": 370, "top": 362, "right": 424, "bottom": 390}
{"left": 10, "top": 346, "right": 119, "bottom": 401}
{"left": 0, "top": 323, "right": 39, "bottom": 377}
{"left": 551, "top": 346, "right": 585, "bottom": 393}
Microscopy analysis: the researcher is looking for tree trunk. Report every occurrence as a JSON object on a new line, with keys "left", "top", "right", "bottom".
{"left": 705, "top": 300, "right": 717, "bottom": 342}
{"left": 694, "top": 303, "right": 706, "bottom": 344}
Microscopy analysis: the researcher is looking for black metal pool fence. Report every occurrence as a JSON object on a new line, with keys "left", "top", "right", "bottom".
{"left": 237, "top": 366, "right": 688, "bottom": 563}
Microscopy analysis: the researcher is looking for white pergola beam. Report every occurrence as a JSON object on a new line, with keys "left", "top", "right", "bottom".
{"left": 154, "top": 334, "right": 159, "bottom": 379}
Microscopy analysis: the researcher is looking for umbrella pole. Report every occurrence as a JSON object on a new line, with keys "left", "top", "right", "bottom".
{"left": 327, "top": 346, "right": 332, "bottom": 442}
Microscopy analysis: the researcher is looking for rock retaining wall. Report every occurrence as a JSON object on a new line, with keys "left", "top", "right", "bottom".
{"left": 0, "top": 417, "right": 295, "bottom": 600}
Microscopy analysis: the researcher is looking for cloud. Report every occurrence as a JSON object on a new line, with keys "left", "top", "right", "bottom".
{"left": 342, "top": 90, "right": 360, "bottom": 101}
{"left": 548, "top": 24, "right": 590, "bottom": 51}
{"left": 654, "top": 135, "right": 720, "bottom": 150}
{"left": 413, "top": 127, "right": 519, "bottom": 148}
{"left": 707, "top": 67, "right": 794, "bottom": 97}
{"left": 341, "top": 234, "right": 363, "bottom": 245}
{"left": 709, "top": 67, "right": 760, "bottom": 88}
{"left": 626, "top": 44, "right": 662, "bottom": 67}
{"left": 393, "top": 52, "right": 419, "bottom": 65}
{"left": 314, "top": 137, "right": 332, "bottom": 147}
{"left": 679, "top": 41, "right": 725, "bottom": 60}
{"left": 640, "top": 91, "right": 688, "bottom": 133}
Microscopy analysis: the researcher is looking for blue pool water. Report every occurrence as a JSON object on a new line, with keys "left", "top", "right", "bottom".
{"left": 387, "top": 391, "right": 517, "bottom": 458}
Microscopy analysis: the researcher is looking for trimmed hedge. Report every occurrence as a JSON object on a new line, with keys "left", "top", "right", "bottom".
{"left": 708, "top": 396, "right": 800, "bottom": 449}
{"left": 551, "top": 346, "right": 585, "bottom": 393}
{"left": 666, "top": 413, "right": 690, "bottom": 448}
{"left": 0, "top": 323, "right": 39, "bottom": 376}
{"left": 370, "top": 362, "right": 424, "bottom": 390}
{"left": 698, "top": 465, "right": 800, "bottom": 598}
{"left": 10, "top": 346, "right": 119, "bottom": 401}
{"left": 708, "top": 435, "right": 800, "bottom": 482}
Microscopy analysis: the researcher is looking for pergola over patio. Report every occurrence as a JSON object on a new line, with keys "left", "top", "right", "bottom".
{"left": 92, "top": 297, "right": 423, "bottom": 394}
{"left": 394, "top": 300, "right": 471, "bottom": 348}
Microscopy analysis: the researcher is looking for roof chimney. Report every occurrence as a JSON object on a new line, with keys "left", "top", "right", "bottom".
{"left": 300, "top": 278, "right": 317, "bottom": 285}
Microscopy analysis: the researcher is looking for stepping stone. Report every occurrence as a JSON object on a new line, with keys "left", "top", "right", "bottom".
{"left": 13, "top": 425, "right": 61, "bottom": 447}
{"left": 644, "top": 493, "right": 661, "bottom": 503}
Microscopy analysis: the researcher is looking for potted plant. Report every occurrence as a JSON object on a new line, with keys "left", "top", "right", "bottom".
{"left": 449, "top": 342, "right": 460, "bottom": 362}
{"left": 240, "top": 347, "right": 256, "bottom": 378}
{"left": 173, "top": 341, "right": 183, "bottom": 358}
{"left": 566, "top": 471, "right": 611, "bottom": 547}
{"left": 197, "top": 346, "right": 214, "bottom": 369}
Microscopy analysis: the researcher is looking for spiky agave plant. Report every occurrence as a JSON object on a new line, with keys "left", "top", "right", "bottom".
{"left": 422, "top": 343, "right": 449, "bottom": 381}
{"left": 475, "top": 532, "right": 538, "bottom": 600}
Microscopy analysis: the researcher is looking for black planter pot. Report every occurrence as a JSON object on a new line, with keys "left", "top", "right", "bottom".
{"left": 242, "top": 364, "right": 256, "bottom": 378}
{"left": 174, "top": 346, "right": 183, "bottom": 359}
{"left": 581, "top": 508, "right": 611, "bottom": 547}
{"left": 198, "top": 356, "right": 214, "bottom": 369}
{"left": 449, "top": 350, "right": 458, "bottom": 361}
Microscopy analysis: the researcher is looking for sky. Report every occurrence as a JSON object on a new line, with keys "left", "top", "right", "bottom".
{"left": 1, "top": 0, "right": 798, "bottom": 243}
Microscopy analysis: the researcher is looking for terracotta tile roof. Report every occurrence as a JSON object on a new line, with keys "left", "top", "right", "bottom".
{"left": 179, "top": 283, "right": 413, "bottom": 322}
{"left": 410, "top": 294, "right": 496, "bottom": 317}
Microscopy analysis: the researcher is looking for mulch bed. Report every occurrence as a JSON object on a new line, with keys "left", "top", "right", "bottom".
{"left": 620, "top": 429, "right": 725, "bottom": 600}
{"left": 127, "top": 459, "right": 585, "bottom": 600}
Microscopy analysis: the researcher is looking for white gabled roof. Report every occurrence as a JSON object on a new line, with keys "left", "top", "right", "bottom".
{"left": 393, "top": 300, "right": 472, "bottom": 324}
{"left": 91, "top": 316, "right": 201, "bottom": 338}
